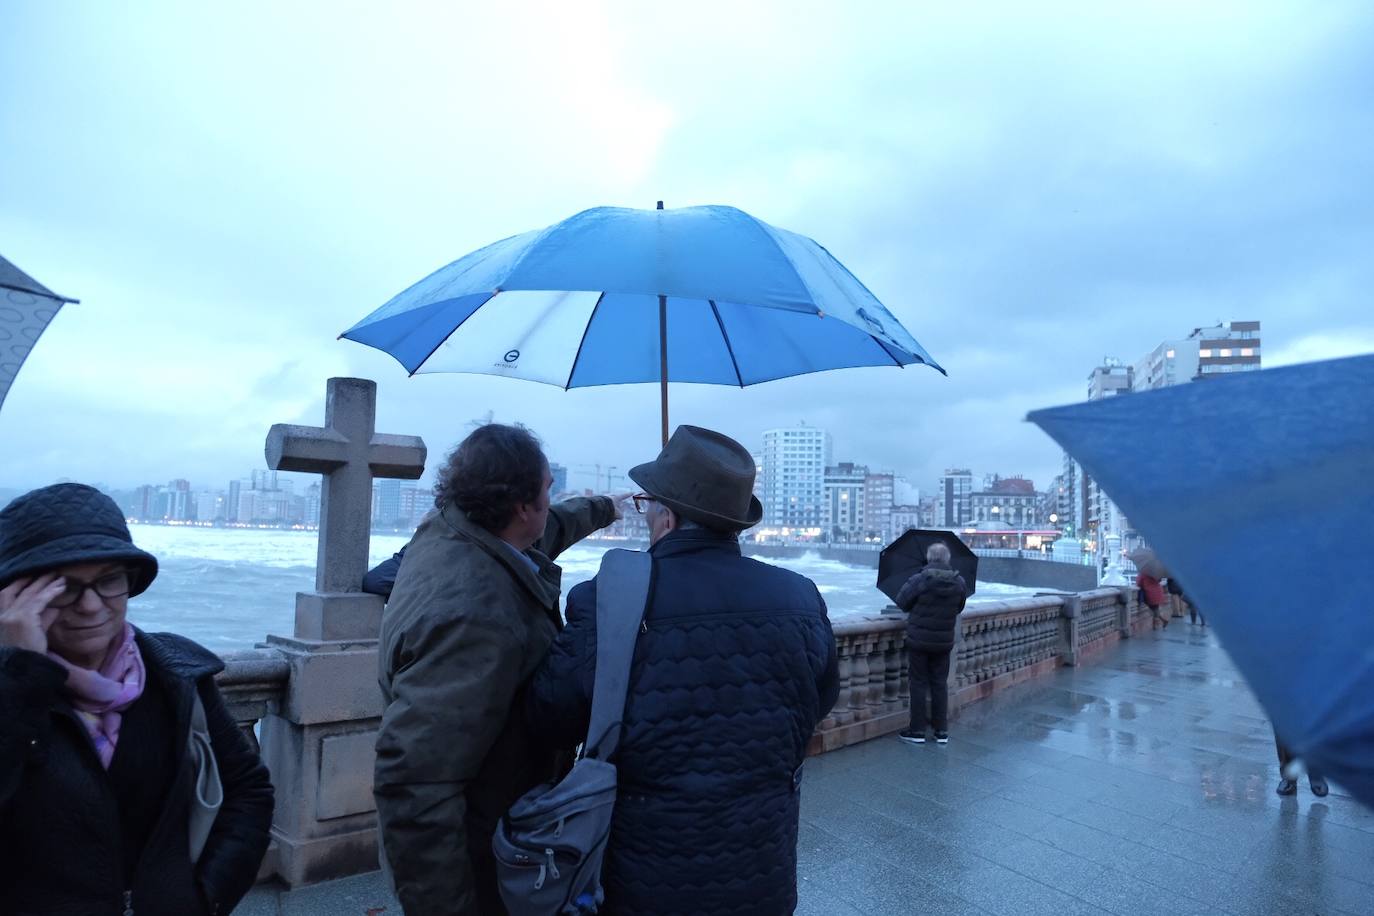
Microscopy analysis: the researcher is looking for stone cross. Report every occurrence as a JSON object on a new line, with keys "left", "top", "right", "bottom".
{"left": 265, "top": 377, "right": 426, "bottom": 640}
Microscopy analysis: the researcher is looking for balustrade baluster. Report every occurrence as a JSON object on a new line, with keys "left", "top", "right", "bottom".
{"left": 831, "top": 638, "right": 855, "bottom": 726}
{"left": 881, "top": 636, "right": 900, "bottom": 711}
{"left": 866, "top": 638, "right": 884, "bottom": 711}
{"left": 849, "top": 637, "right": 872, "bottom": 720}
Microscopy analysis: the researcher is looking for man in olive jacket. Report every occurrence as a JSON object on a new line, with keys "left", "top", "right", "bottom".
{"left": 374, "top": 424, "right": 624, "bottom": 915}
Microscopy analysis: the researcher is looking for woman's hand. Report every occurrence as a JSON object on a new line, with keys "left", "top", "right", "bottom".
{"left": 0, "top": 574, "right": 64, "bottom": 655}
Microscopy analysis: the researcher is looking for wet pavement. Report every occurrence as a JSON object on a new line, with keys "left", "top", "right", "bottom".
{"left": 795, "top": 622, "right": 1373, "bottom": 916}
{"left": 242, "top": 622, "right": 1373, "bottom": 914}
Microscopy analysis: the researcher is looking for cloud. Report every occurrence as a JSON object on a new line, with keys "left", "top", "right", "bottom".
{"left": 1266, "top": 331, "right": 1374, "bottom": 368}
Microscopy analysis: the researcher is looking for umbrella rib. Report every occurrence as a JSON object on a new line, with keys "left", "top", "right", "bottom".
{"left": 406, "top": 291, "right": 499, "bottom": 377}
{"left": 0, "top": 283, "right": 79, "bottom": 304}
{"left": 708, "top": 300, "right": 746, "bottom": 388}
{"left": 564, "top": 291, "right": 607, "bottom": 390}
{"left": 872, "top": 335, "right": 907, "bottom": 369}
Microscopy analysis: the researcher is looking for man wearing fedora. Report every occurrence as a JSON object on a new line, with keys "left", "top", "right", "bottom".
{"left": 526, "top": 425, "right": 839, "bottom": 916}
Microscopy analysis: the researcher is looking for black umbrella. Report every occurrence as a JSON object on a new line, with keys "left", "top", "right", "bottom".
{"left": 877, "top": 529, "right": 978, "bottom": 603}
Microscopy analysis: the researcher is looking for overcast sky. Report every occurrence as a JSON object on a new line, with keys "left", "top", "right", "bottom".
{"left": 3, "top": 1, "right": 1372, "bottom": 497}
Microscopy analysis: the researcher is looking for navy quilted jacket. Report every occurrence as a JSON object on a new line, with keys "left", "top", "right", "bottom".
{"left": 526, "top": 529, "right": 839, "bottom": 916}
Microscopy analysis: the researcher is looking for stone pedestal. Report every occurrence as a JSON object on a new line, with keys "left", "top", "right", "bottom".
{"left": 260, "top": 633, "right": 385, "bottom": 887}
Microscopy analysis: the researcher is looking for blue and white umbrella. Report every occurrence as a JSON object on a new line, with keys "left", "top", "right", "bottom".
{"left": 342, "top": 204, "right": 944, "bottom": 443}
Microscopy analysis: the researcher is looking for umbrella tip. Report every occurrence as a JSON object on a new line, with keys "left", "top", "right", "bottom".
{"left": 656, "top": 200, "right": 664, "bottom": 210}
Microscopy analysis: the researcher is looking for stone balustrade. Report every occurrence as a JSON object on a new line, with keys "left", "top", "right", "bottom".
{"left": 218, "top": 648, "right": 291, "bottom": 752}
{"left": 809, "top": 586, "right": 1145, "bottom": 754}
{"left": 217, "top": 649, "right": 292, "bottom": 880}
{"left": 224, "top": 586, "right": 1148, "bottom": 883}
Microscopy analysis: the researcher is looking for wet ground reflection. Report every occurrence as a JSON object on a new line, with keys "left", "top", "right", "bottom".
{"left": 796, "top": 625, "right": 1372, "bottom": 915}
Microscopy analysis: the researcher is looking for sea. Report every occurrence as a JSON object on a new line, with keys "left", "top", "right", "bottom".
{"left": 124, "top": 525, "right": 1035, "bottom": 654}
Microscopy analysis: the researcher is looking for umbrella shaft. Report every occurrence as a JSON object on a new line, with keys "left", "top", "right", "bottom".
{"left": 659, "top": 293, "right": 669, "bottom": 446}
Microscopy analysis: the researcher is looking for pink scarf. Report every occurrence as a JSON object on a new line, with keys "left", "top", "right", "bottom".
{"left": 50, "top": 623, "right": 146, "bottom": 769}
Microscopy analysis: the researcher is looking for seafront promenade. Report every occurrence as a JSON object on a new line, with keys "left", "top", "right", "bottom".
{"left": 216, "top": 379, "right": 1368, "bottom": 914}
{"left": 238, "top": 624, "right": 1372, "bottom": 914}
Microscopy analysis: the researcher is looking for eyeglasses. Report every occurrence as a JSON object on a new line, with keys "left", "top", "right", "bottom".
{"left": 632, "top": 494, "right": 657, "bottom": 515}
{"left": 48, "top": 570, "right": 132, "bottom": 609}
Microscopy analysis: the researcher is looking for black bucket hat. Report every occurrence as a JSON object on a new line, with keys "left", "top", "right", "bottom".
{"left": 629, "top": 425, "right": 763, "bottom": 531}
{"left": 0, "top": 483, "right": 158, "bottom": 596}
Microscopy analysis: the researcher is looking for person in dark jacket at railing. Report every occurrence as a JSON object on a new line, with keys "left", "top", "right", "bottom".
{"left": 0, "top": 483, "right": 274, "bottom": 915}
{"left": 526, "top": 426, "right": 839, "bottom": 916}
{"left": 896, "top": 541, "right": 968, "bottom": 746}
{"left": 362, "top": 548, "right": 405, "bottom": 598}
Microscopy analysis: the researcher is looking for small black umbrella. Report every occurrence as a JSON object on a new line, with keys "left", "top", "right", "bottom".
{"left": 877, "top": 529, "right": 978, "bottom": 603}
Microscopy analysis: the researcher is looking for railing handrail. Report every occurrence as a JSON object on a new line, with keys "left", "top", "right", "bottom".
{"left": 218, "top": 648, "right": 291, "bottom": 686}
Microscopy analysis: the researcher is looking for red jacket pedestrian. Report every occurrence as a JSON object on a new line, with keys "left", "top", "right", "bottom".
{"left": 1136, "top": 572, "right": 1167, "bottom": 607}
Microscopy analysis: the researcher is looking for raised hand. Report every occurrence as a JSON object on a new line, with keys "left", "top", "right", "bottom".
{"left": 607, "top": 491, "right": 637, "bottom": 521}
{"left": 0, "top": 574, "right": 65, "bottom": 655}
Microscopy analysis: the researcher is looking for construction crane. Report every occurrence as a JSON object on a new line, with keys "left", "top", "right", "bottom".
{"left": 573, "top": 464, "right": 602, "bottom": 493}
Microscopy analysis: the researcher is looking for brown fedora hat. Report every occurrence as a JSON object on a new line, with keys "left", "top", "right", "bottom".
{"left": 629, "top": 426, "right": 763, "bottom": 531}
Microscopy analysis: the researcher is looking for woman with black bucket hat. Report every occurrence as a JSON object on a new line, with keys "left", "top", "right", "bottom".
{"left": 0, "top": 483, "right": 273, "bottom": 914}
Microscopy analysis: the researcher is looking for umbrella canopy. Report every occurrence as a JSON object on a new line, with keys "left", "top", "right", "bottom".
{"left": 1127, "top": 547, "right": 1166, "bottom": 579}
{"left": 1029, "top": 354, "right": 1374, "bottom": 809}
{"left": 0, "top": 255, "right": 77, "bottom": 415}
{"left": 878, "top": 529, "right": 979, "bottom": 602}
{"left": 342, "top": 204, "right": 944, "bottom": 443}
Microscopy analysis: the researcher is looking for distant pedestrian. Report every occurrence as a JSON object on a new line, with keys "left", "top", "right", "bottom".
{"left": 897, "top": 541, "right": 968, "bottom": 745}
{"left": 1275, "top": 732, "right": 1328, "bottom": 798}
{"left": 1137, "top": 570, "right": 1168, "bottom": 629}
{"left": 1166, "top": 576, "right": 1204, "bottom": 626}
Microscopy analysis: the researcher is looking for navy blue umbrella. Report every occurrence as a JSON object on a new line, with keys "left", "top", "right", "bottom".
{"left": 342, "top": 204, "right": 944, "bottom": 444}
{"left": 1029, "top": 355, "right": 1374, "bottom": 808}
{"left": 878, "top": 529, "right": 978, "bottom": 601}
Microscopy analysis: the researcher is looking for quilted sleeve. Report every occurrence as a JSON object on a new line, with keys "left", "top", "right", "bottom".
{"left": 525, "top": 579, "right": 597, "bottom": 749}
{"left": 814, "top": 592, "right": 840, "bottom": 719}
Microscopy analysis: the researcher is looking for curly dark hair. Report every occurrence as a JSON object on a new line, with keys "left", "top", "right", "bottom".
{"left": 432, "top": 423, "right": 548, "bottom": 532}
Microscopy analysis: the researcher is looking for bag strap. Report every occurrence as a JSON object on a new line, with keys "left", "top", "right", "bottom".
{"left": 584, "top": 548, "right": 652, "bottom": 761}
{"left": 187, "top": 687, "right": 224, "bottom": 864}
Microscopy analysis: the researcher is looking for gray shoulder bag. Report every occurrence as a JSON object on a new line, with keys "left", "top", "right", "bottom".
{"left": 492, "top": 548, "right": 652, "bottom": 915}
{"left": 187, "top": 687, "right": 224, "bottom": 864}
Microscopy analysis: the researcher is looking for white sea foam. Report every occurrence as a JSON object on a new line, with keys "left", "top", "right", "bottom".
{"left": 123, "top": 526, "right": 1036, "bottom": 653}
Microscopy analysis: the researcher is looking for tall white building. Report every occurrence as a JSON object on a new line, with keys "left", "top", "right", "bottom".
{"left": 1134, "top": 321, "right": 1261, "bottom": 391}
{"left": 761, "top": 425, "right": 832, "bottom": 530}
{"left": 1191, "top": 320, "right": 1261, "bottom": 378}
{"left": 938, "top": 469, "right": 974, "bottom": 527}
{"left": 1081, "top": 358, "right": 1133, "bottom": 551}
{"left": 1133, "top": 338, "right": 1200, "bottom": 391}
{"left": 194, "top": 491, "right": 220, "bottom": 523}
{"left": 823, "top": 462, "right": 867, "bottom": 541}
